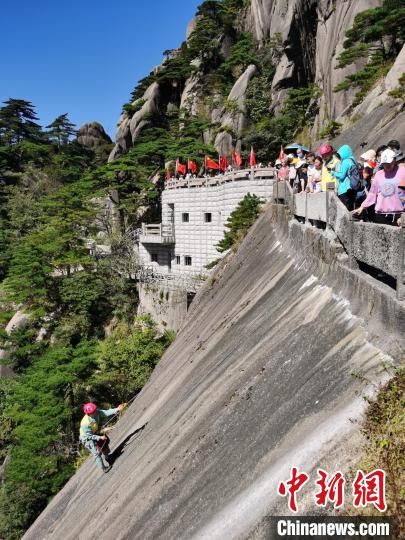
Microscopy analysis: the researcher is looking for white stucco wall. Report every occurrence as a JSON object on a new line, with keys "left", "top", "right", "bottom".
{"left": 139, "top": 176, "right": 274, "bottom": 276}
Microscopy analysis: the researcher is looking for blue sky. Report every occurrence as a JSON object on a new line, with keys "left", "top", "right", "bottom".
{"left": 1, "top": 0, "right": 202, "bottom": 138}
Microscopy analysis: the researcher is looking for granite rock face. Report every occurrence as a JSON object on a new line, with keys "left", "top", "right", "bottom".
{"left": 77, "top": 122, "right": 112, "bottom": 148}
{"left": 245, "top": 0, "right": 381, "bottom": 120}
{"left": 109, "top": 82, "right": 161, "bottom": 162}
{"left": 214, "top": 64, "right": 257, "bottom": 155}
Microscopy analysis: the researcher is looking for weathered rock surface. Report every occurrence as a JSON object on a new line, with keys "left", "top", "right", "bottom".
{"left": 214, "top": 64, "right": 257, "bottom": 155}
{"left": 245, "top": 0, "right": 381, "bottom": 123}
{"left": 24, "top": 204, "right": 403, "bottom": 540}
{"left": 77, "top": 122, "right": 112, "bottom": 148}
{"left": 109, "top": 82, "right": 161, "bottom": 162}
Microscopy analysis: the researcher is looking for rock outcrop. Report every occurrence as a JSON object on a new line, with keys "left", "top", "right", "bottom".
{"left": 214, "top": 64, "right": 257, "bottom": 155}
{"left": 245, "top": 0, "right": 382, "bottom": 122}
{"left": 77, "top": 122, "right": 112, "bottom": 148}
{"left": 109, "top": 82, "right": 161, "bottom": 162}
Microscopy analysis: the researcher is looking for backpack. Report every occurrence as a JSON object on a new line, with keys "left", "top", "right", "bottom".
{"left": 347, "top": 158, "right": 362, "bottom": 191}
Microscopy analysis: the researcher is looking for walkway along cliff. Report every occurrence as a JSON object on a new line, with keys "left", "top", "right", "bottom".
{"left": 24, "top": 195, "right": 404, "bottom": 539}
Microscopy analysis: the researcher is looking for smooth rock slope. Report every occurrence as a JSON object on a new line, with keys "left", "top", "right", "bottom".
{"left": 24, "top": 205, "right": 403, "bottom": 540}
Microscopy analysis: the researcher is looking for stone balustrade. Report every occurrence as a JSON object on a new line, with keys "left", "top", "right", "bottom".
{"left": 165, "top": 168, "right": 274, "bottom": 190}
{"left": 274, "top": 180, "right": 405, "bottom": 299}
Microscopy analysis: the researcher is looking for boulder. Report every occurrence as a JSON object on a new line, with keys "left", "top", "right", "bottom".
{"left": 5, "top": 310, "right": 30, "bottom": 334}
{"left": 77, "top": 122, "right": 112, "bottom": 148}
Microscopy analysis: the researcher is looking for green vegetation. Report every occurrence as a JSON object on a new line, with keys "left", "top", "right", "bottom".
{"left": 243, "top": 85, "right": 318, "bottom": 162}
{"left": 319, "top": 120, "right": 343, "bottom": 139}
{"left": 217, "top": 193, "right": 263, "bottom": 252}
{"left": 93, "top": 316, "right": 175, "bottom": 402}
{"left": 388, "top": 72, "right": 405, "bottom": 101}
{"left": 334, "top": 0, "right": 405, "bottom": 105}
{"left": 0, "top": 96, "right": 174, "bottom": 538}
{"left": 356, "top": 369, "right": 404, "bottom": 537}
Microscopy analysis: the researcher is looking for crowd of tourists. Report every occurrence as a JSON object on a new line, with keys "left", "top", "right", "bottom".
{"left": 275, "top": 140, "right": 405, "bottom": 226}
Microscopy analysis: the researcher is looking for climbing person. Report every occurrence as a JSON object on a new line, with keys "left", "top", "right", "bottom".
{"left": 80, "top": 402, "right": 126, "bottom": 472}
{"left": 330, "top": 145, "right": 359, "bottom": 210}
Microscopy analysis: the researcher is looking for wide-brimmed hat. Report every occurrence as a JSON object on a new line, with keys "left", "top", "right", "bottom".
{"left": 360, "top": 149, "right": 376, "bottom": 161}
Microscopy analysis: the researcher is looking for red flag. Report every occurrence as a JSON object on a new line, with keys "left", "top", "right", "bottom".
{"left": 165, "top": 168, "right": 171, "bottom": 180}
{"left": 219, "top": 155, "right": 229, "bottom": 171}
{"left": 250, "top": 147, "right": 257, "bottom": 167}
{"left": 232, "top": 150, "right": 242, "bottom": 167}
{"left": 205, "top": 156, "right": 219, "bottom": 170}
{"left": 279, "top": 145, "right": 285, "bottom": 161}
{"left": 188, "top": 159, "right": 197, "bottom": 173}
{"left": 176, "top": 160, "right": 186, "bottom": 176}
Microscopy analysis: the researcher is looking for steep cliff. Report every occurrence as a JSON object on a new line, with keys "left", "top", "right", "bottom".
{"left": 109, "top": 0, "right": 404, "bottom": 163}
{"left": 24, "top": 204, "right": 404, "bottom": 540}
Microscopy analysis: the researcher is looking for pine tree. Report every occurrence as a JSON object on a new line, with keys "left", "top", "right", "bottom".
{"left": 46, "top": 114, "right": 77, "bottom": 146}
{"left": 0, "top": 99, "right": 43, "bottom": 144}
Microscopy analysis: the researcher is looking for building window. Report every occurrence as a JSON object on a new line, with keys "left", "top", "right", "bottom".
{"left": 204, "top": 212, "right": 212, "bottom": 223}
{"left": 182, "top": 213, "right": 189, "bottom": 223}
{"left": 151, "top": 253, "right": 158, "bottom": 263}
{"left": 176, "top": 255, "right": 181, "bottom": 264}
{"left": 184, "top": 256, "right": 192, "bottom": 266}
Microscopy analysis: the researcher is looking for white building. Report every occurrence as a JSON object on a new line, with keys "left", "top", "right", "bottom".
{"left": 138, "top": 168, "right": 275, "bottom": 277}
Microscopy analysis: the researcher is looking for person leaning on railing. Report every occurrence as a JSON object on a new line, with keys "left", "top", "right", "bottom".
{"left": 352, "top": 149, "right": 405, "bottom": 226}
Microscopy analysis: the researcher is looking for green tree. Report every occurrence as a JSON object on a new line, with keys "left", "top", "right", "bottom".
{"left": 217, "top": 193, "right": 263, "bottom": 252}
{"left": 0, "top": 99, "right": 43, "bottom": 145}
{"left": 93, "top": 316, "right": 175, "bottom": 402}
{"left": 46, "top": 114, "right": 77, "bottom": 146}
{"left": 0, "top": 342, "right": 97, "bottom": 539}
{"left": 334, "top": 0, "right": 405, "bottom": 105}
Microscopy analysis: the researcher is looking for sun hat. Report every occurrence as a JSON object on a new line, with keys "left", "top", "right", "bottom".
{"left": 360, "top": 149, "right": 376, "bottom": 161}
{"left": 380, "top": 149, "right": 397, "bottom": 164}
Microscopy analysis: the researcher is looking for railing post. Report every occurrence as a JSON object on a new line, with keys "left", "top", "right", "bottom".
{"left": 290, "top": 184, "right": 294, "bottom": 214}
{"left": 326, "top": 183, "right": 335, "bottom": 229}
{"left": 275, "top": 179, "right": 279, "bottom": 202}
{"left": 348, "top": 213, "right": 357, "bottom": 269}
{"left": 251, "top": 167, "right": 254, "bottom": 181}
{"left": 305, "top": 192, "right": 308, "bottom": 224}
{"left": 397, "top": 213, "right": 405, "bottom": 301}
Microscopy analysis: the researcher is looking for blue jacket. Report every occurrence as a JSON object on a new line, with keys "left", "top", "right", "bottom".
{"left": 79, "top": 408, "right": 118, "bottom": 442}
{"left": 331, "top": 145, "right": 356, "bottom": 195}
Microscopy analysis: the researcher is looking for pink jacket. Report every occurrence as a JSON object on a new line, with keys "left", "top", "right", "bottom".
{"left": 361, "top": 166, "right": 405, "bottom": 214}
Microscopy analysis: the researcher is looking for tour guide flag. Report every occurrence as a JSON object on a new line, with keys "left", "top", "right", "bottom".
{"left": 176, "top": 159, "right": 186, "bottom": 176}
{"left": 279, "top": 145, "right": 285, "bottom": 161}
{"left": 188, "top": 159, "right": 197, "bottom": 173}
{"left": 219, "top": 155, "right": 229, "bottom": 170}
{"left": 165, "top": 168, "right": 171, "bottom": 180}
{"left": 232, "top": 150, "right": 242, "bottom": 167}
{"left": 250, "top": 146, "right": 257, "bottom": 167}
{"left": 205, "top": 156, "right": 220, "bottom": 170}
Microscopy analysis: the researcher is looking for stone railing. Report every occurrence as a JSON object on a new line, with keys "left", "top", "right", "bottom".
{"left": 140, "top": 223, "right": 175, "bottom": 244}
{"left": 135, "top": 265, "right": 206, "bottom": 292}
{"left": 165, "top": 168, "right": 275, "bottom": 190}
{"left": 274, "top": 180, "right": 405, "bottom": 300}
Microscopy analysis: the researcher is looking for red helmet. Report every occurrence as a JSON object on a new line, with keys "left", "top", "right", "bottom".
{"left": 83, "top": 402, "right": 97, "bottom": 415}
{"left": 319, "top": 143, "right": 333, "bottom": 156}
